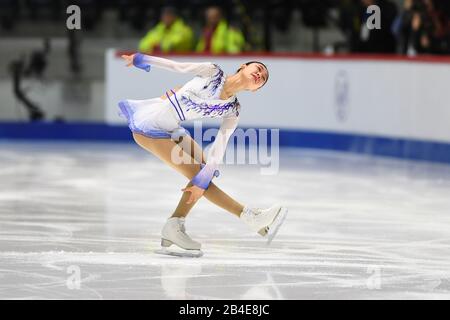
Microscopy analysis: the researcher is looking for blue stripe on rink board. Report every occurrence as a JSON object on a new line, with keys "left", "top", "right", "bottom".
{"left": 0, "top": 121, "right": 449, "bottom": 164}
{"left": 277, "top": 129, "right": 450, "bottom": 164}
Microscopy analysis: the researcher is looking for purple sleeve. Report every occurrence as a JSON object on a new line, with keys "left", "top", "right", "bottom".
{"left": 190, "top": 116, "right": 239, "bottom": 190}
{"left": 132, "top": 53, "right": 151, "bottom": 72}
{"left": 191, "top": 163, "right": 220, "bottom": 190}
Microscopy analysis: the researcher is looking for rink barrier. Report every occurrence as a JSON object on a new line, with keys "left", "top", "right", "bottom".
{"left": 0, "top": 121, "right": 449, "bottom": 164}
{"left": 116, "top": 51, "right": 450, "bottom": 64}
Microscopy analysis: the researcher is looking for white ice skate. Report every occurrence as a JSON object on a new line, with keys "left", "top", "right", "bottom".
{"left": 155, "top": 217, "right": 203, "bottom": 258}
{"left": 240, "top": 205, "right": 288, "bottom": 244}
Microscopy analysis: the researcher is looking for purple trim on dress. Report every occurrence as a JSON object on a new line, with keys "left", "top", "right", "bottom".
{"left": 180, "top": 95, "right": 239, "bottom": 118}
{"left": 170, "top": 90, "right": 185, "bottom": 121}
{"left": 117, "top": 100, "right": 171, "bottom": 138}
{"left": 166, "top": 92, "right": 185, "bottom": 121}
{"left": 203, "top": 64, "right": 224, "bottom": 95}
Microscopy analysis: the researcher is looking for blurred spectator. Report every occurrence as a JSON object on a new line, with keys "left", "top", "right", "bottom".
{"left": 394, "top": 0, "right": 450, "bottom": 55}
{"left": 196, "top": 6, "right": 246, "bottom": 54}
{"left": 339, "top": 0, "right": 398, "bottom": 53}
{"left": 138, "top": 6, "right": 194, "bottom": 53}
{"left": 337, "top": 0, "right": 362, "bottom": 52}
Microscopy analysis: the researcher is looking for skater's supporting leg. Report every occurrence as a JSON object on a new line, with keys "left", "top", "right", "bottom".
{"left": 132, "top": 133, "right": 244, "bottom": 217}
{"left": 172, "top": 181, "right": 197, "bottom": 218}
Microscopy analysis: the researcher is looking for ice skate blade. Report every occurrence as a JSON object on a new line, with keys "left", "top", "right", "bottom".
{"left": 155, "top": 247, "right": 203, "bottom": 258}
{"left": 265, "top": 207, "right": 288, "bottom": 245}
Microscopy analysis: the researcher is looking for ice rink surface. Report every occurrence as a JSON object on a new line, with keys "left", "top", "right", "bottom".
{"left": 1, "top": 140, "right": 450, "bottom": 299}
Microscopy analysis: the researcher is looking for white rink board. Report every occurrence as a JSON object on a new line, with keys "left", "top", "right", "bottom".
{"left": 105, "top": 49, "right": 450, "bottom": 143}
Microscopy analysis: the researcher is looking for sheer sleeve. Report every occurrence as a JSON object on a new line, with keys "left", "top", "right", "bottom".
{"left": 191, "top": 115, "right": 239, "bottom": 190}
{"left": 132, "top": 53, "right": 218, "bottom": 78}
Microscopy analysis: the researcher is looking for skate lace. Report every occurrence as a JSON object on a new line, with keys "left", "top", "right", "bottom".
{"left": 176, "top": 219, "right": 196, "bottom": 243}
{"left": 252, "top": 208, "right": 263, "bottom": 216}
{"left": 178, "top": 220, "right": 186, "bottom": 233}
{"left": 246, "top": 208, "right": 263, "bottom": 220}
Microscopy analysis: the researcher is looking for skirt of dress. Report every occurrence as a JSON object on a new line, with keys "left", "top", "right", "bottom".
{"left": 118, "top": 98, "right": 187, "bottom": 139}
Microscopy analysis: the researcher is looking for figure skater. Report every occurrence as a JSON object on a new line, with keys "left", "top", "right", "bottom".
{"left": 119, "top": 53, "right": 287, "bottom": 257}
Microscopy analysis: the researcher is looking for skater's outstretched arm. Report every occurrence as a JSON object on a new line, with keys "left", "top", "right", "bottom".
{"left": 121, "top": 53, "right": 218, "bottom": 77}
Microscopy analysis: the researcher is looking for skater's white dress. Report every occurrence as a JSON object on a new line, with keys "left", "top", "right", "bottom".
{"left": 118, "top": 53, "right": 241, "bottom": 190}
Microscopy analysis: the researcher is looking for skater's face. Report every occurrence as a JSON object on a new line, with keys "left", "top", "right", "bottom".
{"left": 238, "top": 62, "right": 269, "bottom": 92}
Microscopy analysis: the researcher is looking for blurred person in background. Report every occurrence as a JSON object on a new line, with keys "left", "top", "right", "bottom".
{"left": 138, "top": 6, "right": 194, "bottom": 54}
{"left": 337, "top": 0, "right": 363, "bottom": 52}
{"left": 196, "top": 5, "right": 245, "bottom": 54}
{"left": 394, "top": 0, "right": 450, "bottom": 55}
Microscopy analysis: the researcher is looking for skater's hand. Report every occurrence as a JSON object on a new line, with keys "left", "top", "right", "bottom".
{"left": 121, "top": 54, "right": 135, "bottom": 67}
{"left": 181, "top": 185, "right": 204, "bottom": 204}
